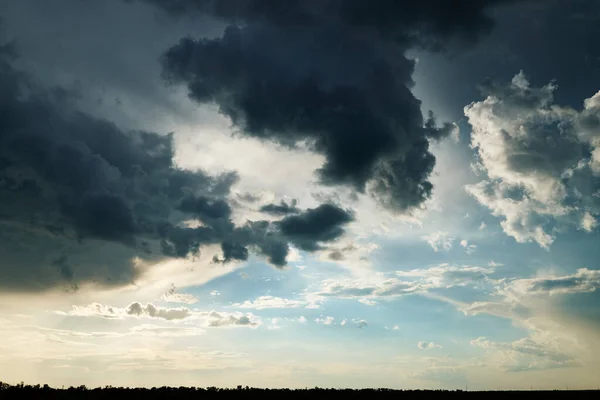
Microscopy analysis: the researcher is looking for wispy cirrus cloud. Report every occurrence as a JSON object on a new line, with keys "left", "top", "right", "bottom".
{"left": 232, "top": 295, "right": 306, "bottom": 310}
{"left": 315, "top": 263, "right": 500, "bottom": 305}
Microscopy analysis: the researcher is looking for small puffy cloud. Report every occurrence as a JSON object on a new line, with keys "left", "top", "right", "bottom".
{"left": 418, "top": 341, "right": 443, "bottom": 349}
{"left": 580, "top": 212, "right": 598, "bottom": 232}
{"left": 315, "top": 316, "right": 335, "bottom": 325}
{"left": 267, "top": 318, "right": 282, "bottom": 330}
{"left": 464, "top": 71, "right": 600, "bottom": 248}
{"left": 460, "top": 239, "right": 477, "bottom": 255}
{"left": 127, "top": 302, "right": 191, "bottom": 320}
{"left": 354, "top": 319, "right": 368, "bottom": 329}
{"left": 204, "top": 310, "right": 261, "bottom": 328}
{"left": 210, "top": 290, "right": 220, "bottom": 296}
{"left": 297, "top": 316, "right": 307, "bottom": 323}
{"left": 421, "top": 231, "right": 454, "bottom": 252}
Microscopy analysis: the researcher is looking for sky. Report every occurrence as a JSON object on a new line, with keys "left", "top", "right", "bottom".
{"left": 1, "top": 0, "right": 600, "bottom": 391}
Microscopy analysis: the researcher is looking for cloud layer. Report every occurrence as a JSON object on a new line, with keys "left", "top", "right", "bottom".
{"left": 57, "top": 302, "right": 261, "bottom": 327}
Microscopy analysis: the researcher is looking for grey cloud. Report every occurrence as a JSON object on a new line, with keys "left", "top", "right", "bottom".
{"left": 178, "top": 194, "right": 234, "bottom": 220}
{"left": 0, "top": 44, "right": 232, "bottom": 290}
{"left": 328, "top": 251, "right": 345, "bottom": 261}
{"left": 236, "top": 192, "right": 261, "bottom": 203}
{"left": 0, "top": 42, "right": 348, "bottom": 291}
{"left": 127, "top": 302, "right": 192, "bottom": 320}
{"left": 277, "top": 204, "right": 354, "bottom": 251}
{"left": 259, "top": 199, "right": 299, "bottom": 216}
{"left": 133, "top": 0, "right": 529, "bottom": 47}
{"left": 355, "top": 319, "right": 368, "bottom": 329}
{"left": 220, "top": 241, "right": 249, "bottom": 262}
{"left": 150, "top": 0, "right": 527, "bottom": 212}
{"left": 205, "top": 310, "right": 259, "bottom": 327}
{"left": 324, "top": 242, "right": 372, "bottom": 263}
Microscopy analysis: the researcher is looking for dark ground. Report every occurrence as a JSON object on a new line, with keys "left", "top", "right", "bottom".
{"left": 1, "top": 383, "right": 599, "bottom": 399}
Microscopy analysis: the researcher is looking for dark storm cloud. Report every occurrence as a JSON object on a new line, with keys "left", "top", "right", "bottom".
{"left": 178, "top": 195, "right": 233, "bottom": 220}
{"left": 134, "top": 0, "right": 526, "bottom": 45}
{"left": 259, "top": 199, "right": 299, "bottom": 216}
{"left": 149, "top": 0, "right": 535, "bottom": 211}
{"left": 328, "top": 251, "right": 345, "bottom": 261}
{"left": 0, "top": 43, "right": 340, "bottom": 291}
{"left": 277, "top": 204, "right": 354, "bottom": 251}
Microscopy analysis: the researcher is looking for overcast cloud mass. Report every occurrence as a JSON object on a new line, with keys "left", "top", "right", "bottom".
{"left": 1, "top": 0, "right": 599, "bottom": 391}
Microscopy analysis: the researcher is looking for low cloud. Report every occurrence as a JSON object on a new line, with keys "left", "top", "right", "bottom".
{"left": 126, "top": 302, "right": 191, "bottom": 320}
{"left": 418, "top": 341, "right": 443, "bottom": 350}
{"left": 204, "top": 310, "right": 260, "bottom": 328}
{"left": 56, "top": 302, "right": 261, "bottom": 327}
{"left": 470, "top": 335, "right": 576, "bottom": 372}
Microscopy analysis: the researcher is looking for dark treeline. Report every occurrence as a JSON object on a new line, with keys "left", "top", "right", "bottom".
{"left": 1, "top": 382, "right": 598, "bottom": 399}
